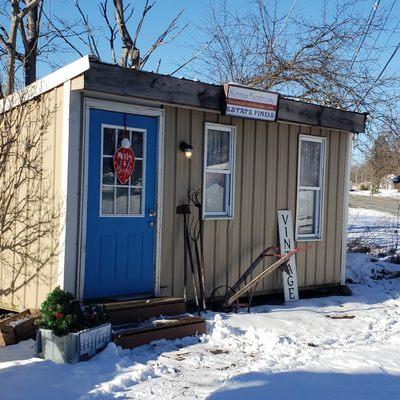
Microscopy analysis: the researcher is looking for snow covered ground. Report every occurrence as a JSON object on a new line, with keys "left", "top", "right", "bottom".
{"left": 351, "top": 188, "right": 400, "bottom": 198}
{"left": 1, "top": 208, "right": 400, "bottom": 399}
{"left": 348, "top": 207, "right": 399, "bottom": 250}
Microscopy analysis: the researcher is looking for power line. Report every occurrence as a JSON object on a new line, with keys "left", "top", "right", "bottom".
{"left": 349, "top": 0, "right": 381, "bottom": 70}
{"left": 364, "top": 0, "right": 397, "bottom": 62}
{"left": 358, "top": 39, "right": 400, "bottom": 108}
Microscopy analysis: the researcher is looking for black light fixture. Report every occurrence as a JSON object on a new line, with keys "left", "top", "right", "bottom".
{"left": 180, "top": 141, "right": 193, "bottom": 159}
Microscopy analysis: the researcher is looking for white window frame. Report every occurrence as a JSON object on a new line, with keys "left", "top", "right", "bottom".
{"left": 99, "top": 123, "right": 147, "bottom": 217}
{"left": 296, "top": 134, "right": 326, "bottom": 241}
{"left": 203, "top": 122, "right": 236, "bottom": 220}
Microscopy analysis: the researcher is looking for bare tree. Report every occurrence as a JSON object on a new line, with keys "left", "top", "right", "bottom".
{"left": 0, "top": 0, "right": 41, "bottom": 95}
{"left": 194, "top": 0, "right": 400, "bottom": 110}
{"left": 192, "top": 0, "right": 400, "bottom": 171}
{"left": 57, "top": 0, "right": 188, "bottom": 71}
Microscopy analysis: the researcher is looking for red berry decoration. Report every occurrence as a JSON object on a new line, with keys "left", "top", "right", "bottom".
{"left": 54, "top": 312, "right": 62, "bottom": 319}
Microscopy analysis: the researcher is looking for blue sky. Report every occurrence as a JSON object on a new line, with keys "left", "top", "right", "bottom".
{"left": 40, "top": 0, "right": 400, "bottom": 80}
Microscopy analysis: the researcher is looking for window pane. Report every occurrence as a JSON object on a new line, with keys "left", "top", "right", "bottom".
{"left": 131, "top": 160, "right": 143, "bottom": 187}
{"left": 298, "top": 190, "right": 319, "bottom": 235}
{"left": 103, "top": 128, "right": 115, "bottom": 155}
{"left": 102, "top": 157, "right": 115, "bottom": 184}
{"left": 300, "top": 140, "right": 321, "bottom": 187}
{"left": 130, "top": 188, "right": 142, "bottom": 214}
{"left": 101, "top": 186, "right": 114, "bottom": 214}
{"left": 207, "top": 129, "right": 230, "bottom": 170}
{"left": 205, "top": 173, "right": 228, "bottom": 213}
{"left": 131, "top": 131, "right": 143, "bottom": 158}
{"left": 116, "top": 187, "right": 129, "bottom": 214}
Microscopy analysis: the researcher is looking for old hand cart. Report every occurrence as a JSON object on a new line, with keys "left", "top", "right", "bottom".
{"left": 209, "top": 246, "right": 309, "bottom": 312}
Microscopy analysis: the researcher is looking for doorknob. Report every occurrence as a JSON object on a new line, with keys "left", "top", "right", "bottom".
{"left": 149, "top": 210, "right": 157, "bottom": 217}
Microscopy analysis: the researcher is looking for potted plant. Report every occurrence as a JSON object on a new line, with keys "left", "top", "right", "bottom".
{"left": 35, "top": 287, "right": 111, "bottom": 364}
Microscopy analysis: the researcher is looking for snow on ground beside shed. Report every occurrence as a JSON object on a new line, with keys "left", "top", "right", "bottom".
{"left": 348, "top": 207, "right": 399, "bottom": 250}
{"left": 351, "top": 188, "right": 400, "bottom": 198}
{"left": 0, "top": 208, "right": 400, "bottom": 399}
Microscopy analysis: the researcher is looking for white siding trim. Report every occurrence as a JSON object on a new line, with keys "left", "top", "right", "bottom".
{"left": 341, "top": 133, "right": 352, "bottom": 285}
{"left": 57, "top": 80, "right": 71, "bottom": 288}
{"left": 0, "top": 56, "right": 90, "bottom": 113}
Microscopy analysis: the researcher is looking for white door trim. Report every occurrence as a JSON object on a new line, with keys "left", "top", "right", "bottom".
{"left": 78, "top": 98, "right": 164, "bottom": 299}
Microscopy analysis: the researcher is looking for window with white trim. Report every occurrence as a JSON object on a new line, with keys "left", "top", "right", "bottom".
{"left": 296, "top": 135, "right": 326, "bottom": 240}
{"left": 100, "top": 125, "right": 146, "bottom": 216}
{"left": 203, "top": 123, "right": 235, "bottom": 219}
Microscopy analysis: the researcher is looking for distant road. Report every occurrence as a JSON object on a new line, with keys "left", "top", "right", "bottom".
{"left": 349, "top": 193, "right": 400, "bottom": 215}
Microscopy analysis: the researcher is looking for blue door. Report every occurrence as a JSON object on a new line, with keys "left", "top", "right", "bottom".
{"left": 84, "top": 109, "right": 158, "bottom": 299}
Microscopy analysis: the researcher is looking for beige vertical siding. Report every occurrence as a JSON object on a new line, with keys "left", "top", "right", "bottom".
{"left": 0, "top": 86, "right": 64, "bottom": 310}
{"left": 160, "top": 106, "right": 350, "bottom": 299}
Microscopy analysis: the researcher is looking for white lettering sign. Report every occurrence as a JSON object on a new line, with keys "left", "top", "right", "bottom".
{"left": 277, "top": 210, "right": 299, "bottom": 302}
{"left": 224, "top": 83, "right": 279, "bottom": 122}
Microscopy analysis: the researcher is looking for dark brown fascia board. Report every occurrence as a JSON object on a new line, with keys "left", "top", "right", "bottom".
{"left": 83, "top": 59, "right": 367, "bottom": 133}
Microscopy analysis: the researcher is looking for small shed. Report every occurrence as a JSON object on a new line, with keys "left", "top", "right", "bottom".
{"left": 0, "top": 56, "right": 366, "bottom": 310}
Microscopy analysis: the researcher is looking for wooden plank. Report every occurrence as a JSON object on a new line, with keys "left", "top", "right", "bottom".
{"left": 278, "top": 98, "right": 367, "bottom": 134}
{"left": 84, "top": 60, "right": 367, "bottom": 133}
{"left": 114, "top": 316, "right": 206, "bottom": 349}
{"left": 106, "top": 302, "right": 186, "bottom": 325}
{"left": 85, "top": 61, "right": 223, "bottom": 111}
{"left": 0, "top": 309, "right": 37, "bottom": 346}
{"left": 101, "top": 297, "right": 185, "bottom": 310}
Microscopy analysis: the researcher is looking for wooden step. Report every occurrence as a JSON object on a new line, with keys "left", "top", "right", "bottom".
{"left": 113, "top": 315, "right": 206, "bottom": 349}
{"left": 100, "top": 297, "right": 186, "bottom": 325}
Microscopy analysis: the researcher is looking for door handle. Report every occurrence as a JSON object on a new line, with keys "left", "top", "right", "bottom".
{"left": 149, "top": 210, "right": 157, "bottom": 217}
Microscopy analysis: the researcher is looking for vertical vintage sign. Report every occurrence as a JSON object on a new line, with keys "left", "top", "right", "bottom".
{"left": 277, "top": 210, "right": 299, "bottom": 302}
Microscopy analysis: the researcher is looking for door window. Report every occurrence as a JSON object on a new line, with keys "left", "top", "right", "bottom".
{"left": 100, "top": 125, "right": 146, "bottom": 216}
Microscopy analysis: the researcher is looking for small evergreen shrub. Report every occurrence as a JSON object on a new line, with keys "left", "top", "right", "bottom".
{"left": 370, "top": 185, "right": 380, "bottom": 195}
{"left": 35, "top": 286, "right": 107, "bottom": 336}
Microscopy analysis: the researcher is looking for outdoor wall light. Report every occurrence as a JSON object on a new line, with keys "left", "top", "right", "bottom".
{"left": 180, "top": 141, "right": 193, "bottom": 159}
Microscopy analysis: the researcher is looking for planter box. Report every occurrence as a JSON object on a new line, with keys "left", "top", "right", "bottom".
{"left": 36, "top": 323, "right": 112, "bottom": 364}
{"left": 0, "top": 309, "right": 38, "bottom": 346}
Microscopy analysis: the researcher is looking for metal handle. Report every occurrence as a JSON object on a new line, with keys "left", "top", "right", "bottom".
{"left": 149, "top": 210, "right": 157, "bottom": 217}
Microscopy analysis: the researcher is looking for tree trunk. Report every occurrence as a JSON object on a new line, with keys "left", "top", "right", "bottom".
{"left": 24, "top": 1, "right": 39, "bottom": 86}
{"left": 5, "top": 0, "right": 20, "bottom": 95}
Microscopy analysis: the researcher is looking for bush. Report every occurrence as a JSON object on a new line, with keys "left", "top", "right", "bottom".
{"left": 35, "top": 287, "right": 107, "bottom": 336}
{"left": 360, "top": 184, "right": 370, "bottom": 191}
{"left": 370, "top": 185, "right": 380, "bottom": 195}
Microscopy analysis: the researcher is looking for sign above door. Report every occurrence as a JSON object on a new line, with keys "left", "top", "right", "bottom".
{"left": 223, "top": 83, "right": 279, "bottom": 122}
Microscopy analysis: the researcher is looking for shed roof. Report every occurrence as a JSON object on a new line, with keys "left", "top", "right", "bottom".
{"left": 3, "top": 55, "right": 367, "bottom": 133}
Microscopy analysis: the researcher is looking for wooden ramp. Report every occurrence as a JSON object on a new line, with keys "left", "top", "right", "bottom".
{"left": 97, "top": 297, "right": 205, "bottom": 349}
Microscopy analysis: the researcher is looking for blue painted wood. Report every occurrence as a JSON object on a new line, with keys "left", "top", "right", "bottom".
{"left": 84, "top": 109, "right": 158, "bottom": 299}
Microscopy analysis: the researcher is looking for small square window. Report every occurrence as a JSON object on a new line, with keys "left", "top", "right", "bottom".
{"left": 203, "top": 123, "right": 235, "bottom": 219}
